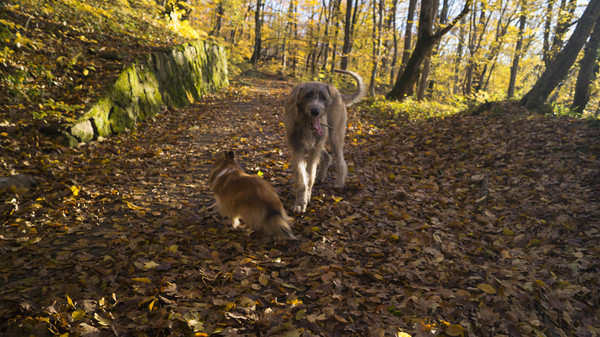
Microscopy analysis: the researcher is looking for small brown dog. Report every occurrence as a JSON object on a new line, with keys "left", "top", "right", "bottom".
{"left": 208, "top": 151, "right": 296, "bottom": 240}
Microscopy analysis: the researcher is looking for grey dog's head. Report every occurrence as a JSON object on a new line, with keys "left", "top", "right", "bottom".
{"left": 296, "top": 83, "right": 331, "bottom": 136}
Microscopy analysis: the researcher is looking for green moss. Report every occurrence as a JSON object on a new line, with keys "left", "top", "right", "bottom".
{"left": 68, "top": 40, "right": 228, "bottom": 145}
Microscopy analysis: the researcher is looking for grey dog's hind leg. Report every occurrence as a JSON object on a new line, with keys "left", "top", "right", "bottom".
{"left": 329, "top": 129, "right": 347, "bottom": 188}
{"left": 316, "top": 150, "right": 331, "bottom": 182}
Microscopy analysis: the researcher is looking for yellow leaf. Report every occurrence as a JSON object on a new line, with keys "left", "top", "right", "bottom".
{"left": 225, "top": 302, "right": 236, "bottom": 311}
{"left": 66, "top": 294, "right": 75, "bottom": 308}
{"left": 477, "top": 283, "right": 496, "bottom": 294}
{"left": 143, "top": 261, "right": 159, "bottom": 270}
{"left": 72, "top": 309, "right": 86, "bottom": 321}
{"left": 287, "top": 298, "right": 303, "bottom": 306}
{"left": 131, "top": 277, "right": 151, "bottom": 284}
{"left": 70, "top": 185, "right": 80, "bottom": 197}
{"left": 125, "top": 200, "right": 140, "bottom": 210}
{"left": 257, "top": 170, "right": 264, "bottom": 177}
{"left": 148, "top": 298, "right": 156, "bottom": 311}
{"left": 397, "top": 333, "right": 412, "bottom": 337}
{"left": 83, "top": 69, "right": 89, "bottom": 76}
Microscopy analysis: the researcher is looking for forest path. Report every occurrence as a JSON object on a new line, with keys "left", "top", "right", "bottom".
{"left": 1, "top": 76, "right": 600, "bottom": 336}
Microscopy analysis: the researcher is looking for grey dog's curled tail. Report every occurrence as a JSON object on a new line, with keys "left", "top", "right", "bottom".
{"left": 333, "top": 69, "right": 367, "bottom": 107}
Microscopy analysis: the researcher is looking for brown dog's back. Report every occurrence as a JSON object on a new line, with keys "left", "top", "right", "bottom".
{"left": 209, "top": 151, "right": 295, "bottom": 240}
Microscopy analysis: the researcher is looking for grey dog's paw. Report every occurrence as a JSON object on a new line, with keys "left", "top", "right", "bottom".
{"left": 291, "top": 203, "right": 306, "bottom": 214}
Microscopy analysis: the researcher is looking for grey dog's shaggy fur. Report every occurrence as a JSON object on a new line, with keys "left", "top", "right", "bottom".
{"left": 283, "top": 69, "right": 366, "bottom": 213}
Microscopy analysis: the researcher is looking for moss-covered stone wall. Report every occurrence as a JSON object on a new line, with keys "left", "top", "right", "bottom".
{"left": 65, "top": 40, "right": 228, "bottom": 146}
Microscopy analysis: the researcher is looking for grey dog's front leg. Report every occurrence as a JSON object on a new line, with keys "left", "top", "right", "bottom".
{"left": 292, "top": 149, "right": 321, "bottom": 213}
{"left": 292, "top": 157, "right": 309, "bottom": 213}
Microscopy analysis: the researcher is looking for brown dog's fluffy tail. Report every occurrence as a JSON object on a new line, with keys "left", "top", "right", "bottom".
{"left": 265, "top": 210, "right": 296, "bottom": 240}
{"left": 334, "top": 69, "right": 366, "bottom": 107}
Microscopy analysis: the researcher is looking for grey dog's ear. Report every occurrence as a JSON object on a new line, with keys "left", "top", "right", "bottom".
{"left": 294, "top": 87, "right": 304, "bottom": 110}
{"left": 226, "top": 151, "right": 235, "bottom": 160}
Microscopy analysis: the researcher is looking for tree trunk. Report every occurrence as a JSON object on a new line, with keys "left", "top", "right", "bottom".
{"left": 250, "top": 0, "right": 263, "bottom": 64}
{"left": 418, "top": 0, "right": 446, "bottom": 101}
{"left": 549, "top": 0, "right": 578, "bottom": 60}
{"left": 210, "top": 1, "right": 224, "bottom": 37}
{"left": 520, "top": 0, "right": 600, "bottom": 110}
{"left": 291, "top": 3, "right": 299, "bottom": 76}
{"left": 572, "top": 13, "right": 600, "bottom": 114}
{"left": 387, "top": 0, "right": 471, "bottom": 101}
{"left": 475, "top": 2, "right": 514, "bottom": 92}
{"left": 453, "top": 17, "right": 466, "bottom": 94}
{"left": 508, "top": 1, "right": 527, "bottom": 99}
{"left": 388, "top": 0, "right": 399, "bottom": 86}
{"left": 341, "top": 0, "right": 355, "bottom": 70}
{"left": 417, "top": 49, "right": 432, "bottom": 100}
{"left": 281, "top": 1, "right": 296, "bottom": 73}
{"left": 400, "top": 0, "right": 418, "bottom": 73}
{"left": 542, "top": 0, "right": 555, "bottom": 66}
{"left": 369, "top": 0, "right": 385, "bottom": 96}
{"left": 321, "top": 0, "right": 340, "bottom": 71}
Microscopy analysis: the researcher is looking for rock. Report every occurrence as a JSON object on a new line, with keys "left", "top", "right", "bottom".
{"left": 62, "top": 40, "right": 228, "bottom": 145}
{"left": 0, "top": 174, "right": 38, "bottom": 192}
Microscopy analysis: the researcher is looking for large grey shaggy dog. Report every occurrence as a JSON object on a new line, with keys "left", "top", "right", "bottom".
{"left": 283, "top": 69, "right": 366, "bottom": 213}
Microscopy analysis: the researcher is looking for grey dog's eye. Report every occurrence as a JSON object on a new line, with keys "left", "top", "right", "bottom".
{"left": 304, "top": 92, "right": 315, "bottom": 99}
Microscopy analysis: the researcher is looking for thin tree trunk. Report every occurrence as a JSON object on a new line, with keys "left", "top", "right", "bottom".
{"left": 369, "top": 0, "right": 385, "bottom": 96}
{"left": 341, "top": 0, "right": 355, "bottom": 70}
{"left": 250, "top": 0, "right": 263, "bottom": 64}
{"left": 210, "top": 1, "right": 224, "bottom": 37}
{"left": 550, "top": 0, "right": 578, "bottom": 59}
{"left": 281, "top": 1, "right": 296, "bottom": 73}
{"left": 330, "top": 22, "right": 340, "bottom": 72}
{"left": 572, "top": 13, "right": 600, "bottom": 114}
{"left": 389, "top": 0, "right": 399, "bottom": 86}
{"left": 400, "top": 0, "right": 418, "bottom": 73}
{"left": 417, "top": 49, "right": 432, "bottom": 100}
{"left": 291, "top": 3, "right": 298, "bottom": 76}
{"left": 475, "top": 2, "right": 514, "bottom": 92}
{"left": 321, "top": 0, "right": 340, "bottom": 71}
{"left": 453, "top": 17, "right": 466, "bottom": 94}
{"left": 520, "top": 0, "right": 600, "bottom": 109}
{"left": 508, "top": 1, "right": 527, "bottom": 99}
{"left": 543, "top": 0, "right": 555, "bottom": 66}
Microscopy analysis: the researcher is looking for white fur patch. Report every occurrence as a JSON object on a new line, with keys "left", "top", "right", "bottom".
{"left": 212, "top": 167, "right": 234, "bottom": 183}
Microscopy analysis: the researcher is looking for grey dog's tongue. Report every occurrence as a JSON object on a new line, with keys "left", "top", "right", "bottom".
{"left": 312, "top": 117, "right": 323, "bottom": 136}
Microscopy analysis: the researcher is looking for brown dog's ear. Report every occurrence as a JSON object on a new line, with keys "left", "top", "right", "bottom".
{"left": 226, "top": 151, "right": 235, "bottom": 160}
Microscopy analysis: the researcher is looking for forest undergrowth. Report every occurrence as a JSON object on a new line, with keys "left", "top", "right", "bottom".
{"left": 1, "top": 75, "right": 599, "bottom": 336}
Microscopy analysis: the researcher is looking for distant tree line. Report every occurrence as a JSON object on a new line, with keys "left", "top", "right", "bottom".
{"left": 179, "top": 0, "right": 600, "bottom": 115}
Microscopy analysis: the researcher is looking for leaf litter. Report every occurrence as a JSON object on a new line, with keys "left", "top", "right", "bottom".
{"left": 1, "top": 78, "right": 599, "bottom": 336}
